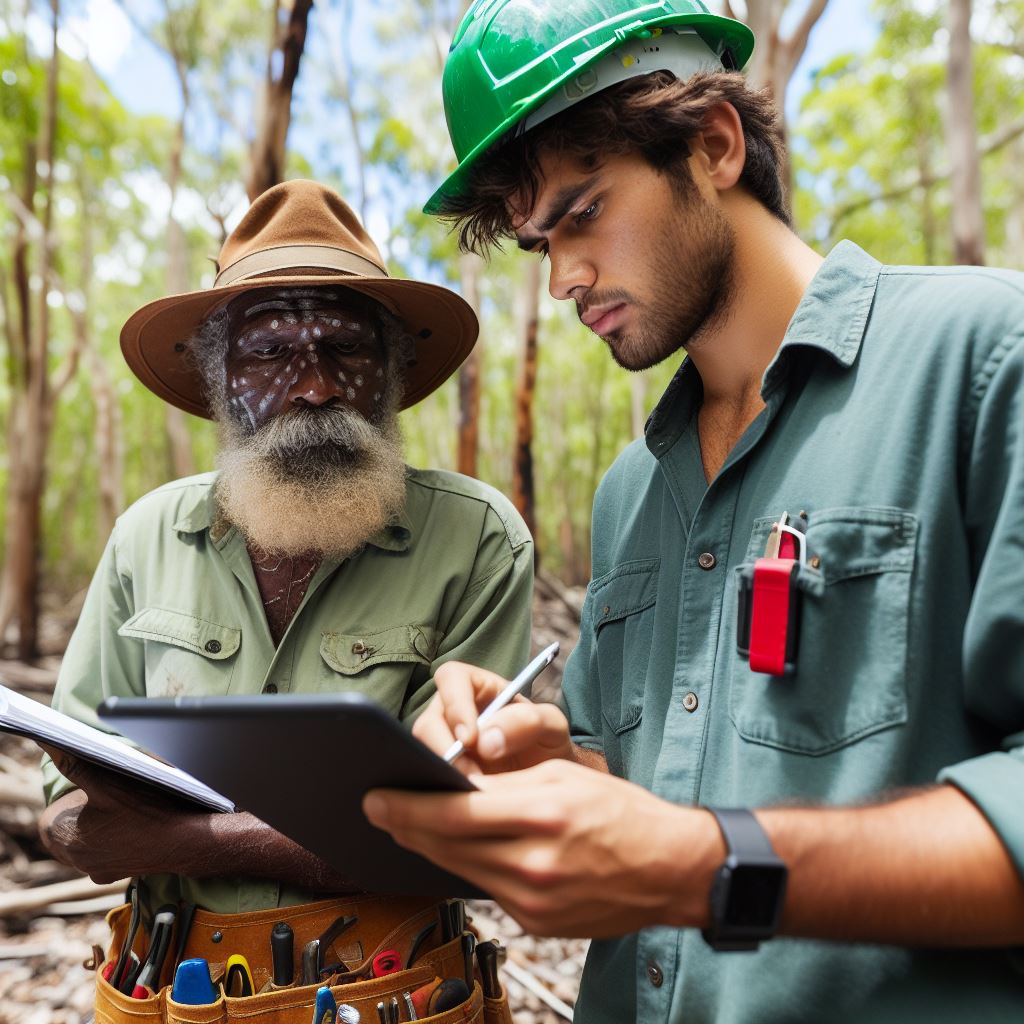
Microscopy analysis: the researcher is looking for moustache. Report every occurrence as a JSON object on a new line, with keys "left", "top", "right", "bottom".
{"left": 235, "top": 405, "right": 385, "bottom": 459}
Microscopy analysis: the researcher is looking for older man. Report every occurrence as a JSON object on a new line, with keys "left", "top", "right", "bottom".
{"left": 38, "top": 179, "right": 533, "bottom": 921}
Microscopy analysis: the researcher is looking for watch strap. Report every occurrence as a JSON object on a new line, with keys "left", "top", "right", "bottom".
{"left": 703, "top": 807, "right": 787, "bottom": 952}
{"left": 707, "top": 807, "right": 777, "bottom": 859}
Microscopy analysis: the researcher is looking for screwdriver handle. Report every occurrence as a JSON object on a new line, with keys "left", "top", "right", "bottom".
{"left": 271, "top": 922, "right": 294, "bottom": 986}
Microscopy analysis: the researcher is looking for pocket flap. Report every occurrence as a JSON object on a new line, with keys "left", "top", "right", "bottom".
{"left": 320, "top": 625, "right": 441, "bottom": 675}
{"left": 591, "top": 559, "right": 659, "bottom": 630}
{"left": 118, "top": 608, "right": 241, "bottom": 660}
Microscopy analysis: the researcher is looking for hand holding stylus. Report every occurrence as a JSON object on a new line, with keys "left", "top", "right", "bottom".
{"left": 413, "top": 644, "right": 573, "bottom": 774}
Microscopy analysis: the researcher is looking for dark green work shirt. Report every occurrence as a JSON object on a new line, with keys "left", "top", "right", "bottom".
{"left": 562, "top": 242, "right": 1024, "bottom": 1023}
{"left": 43, "top": 467, "right": 533, "bottom": 915}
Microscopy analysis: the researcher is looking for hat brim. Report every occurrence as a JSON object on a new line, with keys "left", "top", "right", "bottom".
{"left": 120, "top": 274, "right": 479, "bottom": 417}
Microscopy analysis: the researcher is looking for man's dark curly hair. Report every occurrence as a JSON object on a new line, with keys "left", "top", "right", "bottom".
{"left": 437, "top": 71, "right": 789, "bottom": 255}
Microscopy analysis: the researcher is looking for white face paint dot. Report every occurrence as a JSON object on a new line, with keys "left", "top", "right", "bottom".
{"left": 346, "top": 387, "right": 356, "bottom": 400}
{"left": 374, "top": 392, "right": 381, "bottom": 401}
{"left": 302, "top": 312, "right": 313, "bottom": 322}
{"left": 300, "top": 359, "right": 306, "bottom": 368}
{"left": 331, "top": 319, "right": 341, "bottom": 328}
{"left": 271, "top": 320, "right": 280, "bottom": 330}
{"left": 354, "top": 375, "right": 364, "bottom": 386}
{"left": 285, "top": 313, "right": 297, "bottom": 324}
{"left": 274, "top": 377, "right": 281, "bottom": 385}
{"left": 307, "top": 343, "right": 315, "bottom": 351}
{"left": 300, "top": 327, "right": 310, "bottom": 341}
{"left": 339, "top": 371, "right": 347, "bottom": 382}
{"left": 313, "top": 326, "right": 321, "bottom": 338}
{"left": 376, "top": 368, "right": 383, "bottom": 378}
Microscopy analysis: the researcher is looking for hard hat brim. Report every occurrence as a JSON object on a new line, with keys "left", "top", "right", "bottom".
{"left": 424, "top": 12, "right": 754, "bottom": 217}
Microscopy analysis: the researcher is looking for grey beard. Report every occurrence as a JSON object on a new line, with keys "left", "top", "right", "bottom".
{"left": 214, "top": 404, "right": 408, "bottom": 559}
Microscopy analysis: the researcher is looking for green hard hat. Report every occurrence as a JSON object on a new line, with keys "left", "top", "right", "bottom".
{"left": 424, "top": 0, "right": 755, "bottom": 215}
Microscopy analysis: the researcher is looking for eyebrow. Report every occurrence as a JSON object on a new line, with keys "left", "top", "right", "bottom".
{"left": 515, "top": 175, "right": 601, "bottom": 251}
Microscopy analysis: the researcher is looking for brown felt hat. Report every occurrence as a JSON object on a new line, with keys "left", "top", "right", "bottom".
{"left": 121, "top": 179, "right": 478, "bottom": 416}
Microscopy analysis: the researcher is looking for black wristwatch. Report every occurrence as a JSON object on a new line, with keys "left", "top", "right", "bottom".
{"left": 702, "top": 807, "right": 788, "bottom": 952}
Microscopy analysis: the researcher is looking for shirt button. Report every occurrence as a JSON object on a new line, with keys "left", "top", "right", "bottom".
{"left": 204, "top": 639, "right": 222, "bottom": 654}
{"left": 683, "top": 692, "right": 699, "bottom": 713}
{"left": 263, "top": 683, "right": 278, "bottom": 694}
{"left": 351, "top": 641, "right": 367, "bottom": 654}
{"left": 646, "top": 959, "right": 664, "bottom": 987}
{"left": 697, "top": 552, "right": 717, "bottom": 570}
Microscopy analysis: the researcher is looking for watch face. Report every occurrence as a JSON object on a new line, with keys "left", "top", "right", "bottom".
{"left": 725, "top": 863, "right": 787, "bottom": 928}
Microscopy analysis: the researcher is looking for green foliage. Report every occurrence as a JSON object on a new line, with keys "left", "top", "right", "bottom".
{"left": 4, "top": 0, "right": 1024, "bottom": 598}
{"left": 794, "top": 0, "right": 1024, "bottom": 268}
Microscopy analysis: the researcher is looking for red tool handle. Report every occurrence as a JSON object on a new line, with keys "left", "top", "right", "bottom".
{"left": 749, "top": 558, "right": 796, "bottom": 676}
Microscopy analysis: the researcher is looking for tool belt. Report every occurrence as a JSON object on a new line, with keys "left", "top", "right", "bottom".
{"left": 91, "top": 893, "right": 514, "bottom": 1024}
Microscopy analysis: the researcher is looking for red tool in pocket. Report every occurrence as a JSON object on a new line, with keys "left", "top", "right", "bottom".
{"left": 737, "top": 512, "right": 807, "bottom": 677}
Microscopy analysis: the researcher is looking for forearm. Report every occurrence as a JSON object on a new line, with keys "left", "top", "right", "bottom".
{"left": 669, "top": 784, "right": 1024, "bottom": 946}
{"left": 763, "top": 784, "right": 1024, "bottom": 945}
{"left": 40, "top": 791, "right": 359, "bottom": 892}
{"left": 572, "top": 743, "right": 608, "bottom": 772}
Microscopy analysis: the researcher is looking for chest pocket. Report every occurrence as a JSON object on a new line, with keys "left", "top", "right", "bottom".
{"left": 591, "top": 559, "right": 659, "bottom": 777}
{"left": 119, "top": 607, "right": 241, "bottom": 698}
{"left": 320, "top": 625, "right": 441, "bottom": 717}
{"left": 729, "top": 507, "right": 917, "bottom": 755}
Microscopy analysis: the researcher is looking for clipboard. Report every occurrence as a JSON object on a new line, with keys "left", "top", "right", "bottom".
{"left": 98, "top": 692, "right": 483, "bottom": 898}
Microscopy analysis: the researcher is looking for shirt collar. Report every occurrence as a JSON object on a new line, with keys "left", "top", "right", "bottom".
{"left": 766, "top": 239, "right": 881, "bottom": 378}
{"left": 645, "top": 240, "right": 882, "bottom": 452}
{"left": 172, "top": 477, "right": 414, "bottom": 553}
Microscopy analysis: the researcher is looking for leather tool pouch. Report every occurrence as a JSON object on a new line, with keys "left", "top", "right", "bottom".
{"left": 93, "top": 895, "right": 514, "bottom": 1023}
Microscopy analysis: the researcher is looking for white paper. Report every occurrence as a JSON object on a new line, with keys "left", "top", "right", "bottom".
{"left": 0, "top": 684, "right": 234, "bottom": 813}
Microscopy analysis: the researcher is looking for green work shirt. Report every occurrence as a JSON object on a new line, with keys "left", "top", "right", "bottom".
{"left": 43, "top": 467, "right": 533, "bottom": 916}
{"left": 562, "top": 241, "right": 1024, "bottom": 1023}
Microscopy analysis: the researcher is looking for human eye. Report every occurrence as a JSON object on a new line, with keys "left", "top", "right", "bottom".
{"left": 574, "top": 200, "right": 600, "bottom": 226}
{"left": 252, "top": 344, "right": 287, "bottom": 360}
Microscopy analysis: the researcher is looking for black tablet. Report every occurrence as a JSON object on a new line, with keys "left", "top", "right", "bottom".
{"left": 98, "top": 692, "right": 482, "bottom": 898}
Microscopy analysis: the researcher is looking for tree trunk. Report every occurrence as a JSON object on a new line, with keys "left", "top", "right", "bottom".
{"left": 946, "top": 0, "right": 985, "bottom": 265}
{"left": 165, "top": 110, "right": 195, "bottom": 477}
{"left": 0, "top": 0, "right": 59, "bottom": 659}
{"left": 512, "top": 261, "right": 541, "bottom": 542}
{"left": 723, "top": 0, "right": 830, "bottom": 209}
{"left": 246, "top": 0, "right": 314, "bottom": 201}
{"left": 456, "top": 252, "right": 483, "bottom": 478}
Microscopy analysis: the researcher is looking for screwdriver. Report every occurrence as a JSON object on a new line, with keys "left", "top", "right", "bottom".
{"left": 271, "top": 922, "right": 294, "bottom": 986}
{"left": 313, "top": 985, "right": 337, "bottom": 1024}
{"left": 130, "top": 905, "right": 176, "bottom": 998}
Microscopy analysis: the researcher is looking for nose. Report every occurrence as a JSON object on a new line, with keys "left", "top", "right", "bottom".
{"left": 547, "top": 242, "right": 595, "bottom": 302}
{"left": 288, "top": 360, "right": 345, "bottom": 408}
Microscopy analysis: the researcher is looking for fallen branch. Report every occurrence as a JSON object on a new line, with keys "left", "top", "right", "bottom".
{"left": 0, "top": 876, "right": 128, "bottom": 917}
{"left": 504, "top": 954, "right": 575, "bottom": 1021}
{"left": 0, "top": 659, "right": 59, "bottom": 693}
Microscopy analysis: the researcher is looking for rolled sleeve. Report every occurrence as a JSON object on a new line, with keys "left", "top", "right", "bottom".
{"left": 940, "top": 333, "right": 1024, "bottom": 877}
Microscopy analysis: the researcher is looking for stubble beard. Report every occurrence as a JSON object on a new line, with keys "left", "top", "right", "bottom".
{"left": 600, "top": 188, "right": 737, "bottom": 372}
{"left": 212, "top": 385, "right": 408, "bottom": 560}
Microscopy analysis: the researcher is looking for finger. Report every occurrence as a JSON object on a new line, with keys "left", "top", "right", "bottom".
{"left": 39, "top": 745, "right": 86, "bottom": 784}
{"left": 432, "top": 662, "right": 510, "bottom": 748}
{"left": 412, "top": 702, "right": 484, "bottom": 774}
{"left": 477, "top": 700, "right": 571, "bottom": 763}
{"left": 364, "top": 780, "right": 559, "bottom": 840}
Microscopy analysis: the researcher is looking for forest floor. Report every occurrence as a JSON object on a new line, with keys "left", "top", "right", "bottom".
{"left": 0, "top": 578, "right": 588, "bottom": 1023}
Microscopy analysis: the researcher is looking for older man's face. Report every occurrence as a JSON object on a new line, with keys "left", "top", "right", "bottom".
{"left": 223, "top": 286, "right": 388, "bottom": 432}
{"left": 207, "top": 285, "right": 409, "bottom": 559}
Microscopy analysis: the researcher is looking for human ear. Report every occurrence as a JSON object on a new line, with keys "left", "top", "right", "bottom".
{"left": 694, "top": 101, "right": 746, "bottom": 192}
